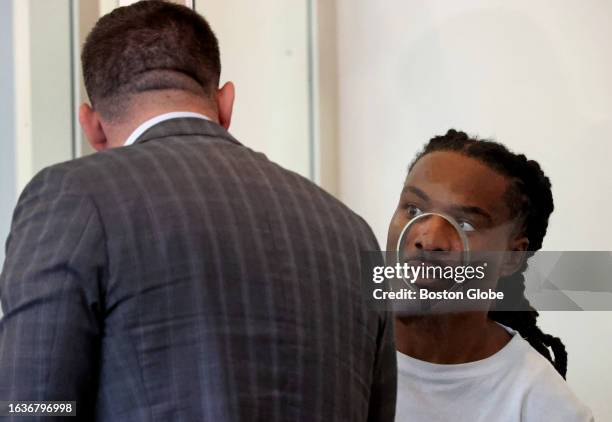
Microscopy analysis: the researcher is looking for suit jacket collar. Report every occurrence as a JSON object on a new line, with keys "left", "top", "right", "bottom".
{"left": 134, "top": 117, "right": 242, "bottom": 146}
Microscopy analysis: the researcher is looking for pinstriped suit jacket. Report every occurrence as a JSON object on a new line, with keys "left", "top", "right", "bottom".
{"left": 0, "top": 118, "right": 396, "bottom": 421}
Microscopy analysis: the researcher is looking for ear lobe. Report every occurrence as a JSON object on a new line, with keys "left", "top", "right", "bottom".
{"left": 216, "top": 81, "right": 235, "bottom": 130}
{"left": 79, "top": 103, "right": 108, "bottom": 151}
{"left": 500, "top": 237, "right": 529, "bottom": 277}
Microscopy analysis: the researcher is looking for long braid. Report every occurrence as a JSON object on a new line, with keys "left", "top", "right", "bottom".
{"left": 410, "top": 129, "right": 568, "bottom": 378}
{"left": 493, "top": 271, "right": 568, "bottom": 378}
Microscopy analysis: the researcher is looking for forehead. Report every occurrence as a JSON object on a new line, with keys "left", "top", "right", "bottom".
{"left": 406, "top": 151, "right": 512, "bottom": 221}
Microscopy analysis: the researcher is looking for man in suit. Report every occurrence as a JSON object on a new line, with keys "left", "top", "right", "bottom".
{"left": 0, "top": 1, "right": 396, "bottom": 421}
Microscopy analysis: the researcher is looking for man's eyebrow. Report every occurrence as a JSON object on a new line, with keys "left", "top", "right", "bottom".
{"left": 401, "top": 185, "right": 430, "bottom": 202}
{"left": 402, "top": 184, "right": 494, "bottom": 224}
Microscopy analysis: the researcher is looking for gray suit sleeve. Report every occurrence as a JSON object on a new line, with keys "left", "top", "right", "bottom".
{"left": 367, "top": 309, "right": 397, "bottom": 422}
{"left": 0, "top": 168, "right": 105, "bottom": 418}
{"left": 357, "top": 224, "right": 396, "bottom": 422}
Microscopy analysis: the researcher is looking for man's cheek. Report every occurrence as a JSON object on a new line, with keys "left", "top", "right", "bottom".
{"left": 470, "top": 229, "right": 510, "bottom": 252}
{"left": 386, "top": 214, "right": 404, "bottom": 250}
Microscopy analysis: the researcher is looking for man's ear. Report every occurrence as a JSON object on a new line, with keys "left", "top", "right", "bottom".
{"left": 500, "top": 235, "right": 529, "bottom": 277}
{"left": 79, "top": 103, "right": 108, "bottom": 151}
{"left": 216, "top": 81, "right": 235, "bottom": 130}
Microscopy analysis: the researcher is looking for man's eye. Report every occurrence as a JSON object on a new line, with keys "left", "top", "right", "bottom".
{"left": 407, "top": 205, "right": 424, "bottom": 219}
{"left": 458, "top": 220, "right": 476, "bottom": 232}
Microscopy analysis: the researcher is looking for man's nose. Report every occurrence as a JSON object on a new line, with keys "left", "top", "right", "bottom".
{"left": 410, "top": 215, "right": 459, "bottom": 252}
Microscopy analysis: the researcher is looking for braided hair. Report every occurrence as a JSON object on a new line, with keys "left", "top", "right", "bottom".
{"left": 409, "top": 129, "right": 568, "bottom": 378}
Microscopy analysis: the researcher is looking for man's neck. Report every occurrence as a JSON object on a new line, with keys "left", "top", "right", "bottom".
{"left": 102, "top": 91, "right": 219, "bottom": 148}
{"left": 395, "top": 312, "right": 511, "bottom": 364}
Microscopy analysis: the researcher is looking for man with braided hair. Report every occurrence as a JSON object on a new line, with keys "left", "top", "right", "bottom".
{"left": 389, "top": 129, "right": 592, "bottom": 421}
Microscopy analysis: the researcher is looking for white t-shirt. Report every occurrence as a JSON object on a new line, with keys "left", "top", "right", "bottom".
{"left": 395, "top": 325, "right": 594, "bottom": 421}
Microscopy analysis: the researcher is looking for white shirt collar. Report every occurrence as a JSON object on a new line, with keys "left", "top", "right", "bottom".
{"left": 123, "top": 111, "right": 211, "bottom": 146}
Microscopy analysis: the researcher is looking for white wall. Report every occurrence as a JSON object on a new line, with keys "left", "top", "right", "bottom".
{"left": 196, "top": 0, "right": 313, "bottom": 179}
{"left": 29, "top": 0, "right": 73, "bottom": 172}
{"left": 1, "top": 0, "right": 75, "bottom": 318}
{"left": 0, "top": 0, "right": 16, "bottom": 267}
{"left": 337, "top": 0, "right": 612, "bottom": 419}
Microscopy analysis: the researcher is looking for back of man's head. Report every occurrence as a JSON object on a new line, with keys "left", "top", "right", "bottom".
{"left": 81, "top": 0, "right": 221, "bottom": 122}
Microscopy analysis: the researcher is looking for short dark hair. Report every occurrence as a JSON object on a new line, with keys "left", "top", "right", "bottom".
{"left": 81, "top": 0, "right": 221, "bottom": 119}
